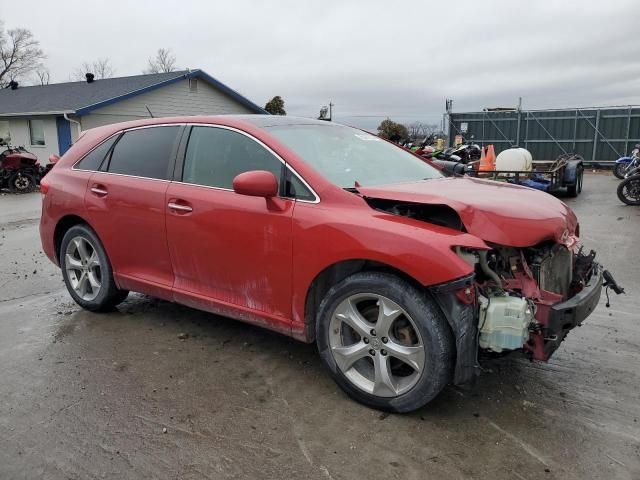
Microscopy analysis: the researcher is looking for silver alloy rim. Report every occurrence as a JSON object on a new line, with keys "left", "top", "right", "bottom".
{"left": 65, "top": 236, "right": 102, "bottom": 301}
{"left": 329, "top": 294, "right": 425, "bottom": 397}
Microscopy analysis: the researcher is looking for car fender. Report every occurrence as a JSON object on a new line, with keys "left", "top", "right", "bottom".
{"left": 290, "top": 201, "right": 488, "bottom": 329}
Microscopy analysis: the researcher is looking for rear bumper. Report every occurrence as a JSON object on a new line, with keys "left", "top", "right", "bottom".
{"left": 543, "top": 264, "right": 602, "bottom": 357}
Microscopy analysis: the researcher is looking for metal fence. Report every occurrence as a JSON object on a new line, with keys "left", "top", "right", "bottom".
{"left": 448, "top": 106, "right": 640, "bottom": 163}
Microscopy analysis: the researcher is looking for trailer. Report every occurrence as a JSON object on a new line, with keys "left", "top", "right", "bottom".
{"left": 433, "top": 153, "right": 585, "bottom": 197}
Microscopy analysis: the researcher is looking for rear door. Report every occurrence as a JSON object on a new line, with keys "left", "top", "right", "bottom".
{"left": 85, "top": 125, "right": 183, "bottom": 297}
{"left": 165, "top": 125, "right": 295, "bottom": 322}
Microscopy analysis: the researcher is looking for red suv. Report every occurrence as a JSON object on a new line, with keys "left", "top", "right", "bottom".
{"left": 40, "top": 115, "right": 619, "bottom": 412}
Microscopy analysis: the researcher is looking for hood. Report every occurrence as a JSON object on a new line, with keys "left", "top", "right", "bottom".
{"left": 358, "top": 177, "right": 578, "bottom": 247}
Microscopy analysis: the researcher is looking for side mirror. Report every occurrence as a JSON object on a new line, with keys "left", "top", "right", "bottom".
{"left": 232, "top": 170, "right": 278, "bottom": 198}
{"left": 48, "top": 154, "right": 60, "bottom": 164}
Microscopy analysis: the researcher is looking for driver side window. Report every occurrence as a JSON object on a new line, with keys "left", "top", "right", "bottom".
{"left": 182, "top": 126, "right": 283, "bottom": 190}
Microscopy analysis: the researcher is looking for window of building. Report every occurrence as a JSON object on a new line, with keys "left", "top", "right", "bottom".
{"left": 29, "top": 119, "right": 45, "bottom": 146}
{"left": 106, "top": 126, "right": 180, "bottom": 180}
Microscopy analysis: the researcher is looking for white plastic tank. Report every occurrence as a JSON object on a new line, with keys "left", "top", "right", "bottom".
{"left": 478, "top": 295, "right": 533, "bottom": 352}
{"left": 495, "top": 147, "right": 533, "bottom": 172}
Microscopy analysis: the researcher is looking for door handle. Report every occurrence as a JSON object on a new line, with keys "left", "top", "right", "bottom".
{"left": 90, "top": 185, "right": 108, "bottom": 196}
{"left": 168, "top": 202, "right": 193, "bottom": 213}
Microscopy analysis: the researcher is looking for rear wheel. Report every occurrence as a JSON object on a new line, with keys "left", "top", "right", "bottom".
{"left": 617, "top": 175, "right": 640, "bottom": 205}
{"left": 60, "top": 224, "right": 129, "bottom": 311}
{"left": 316, "top": 272, "right": 453, "bottom": 413}
{"left": 9, "top": 172, "right": 35, "bottom": 193}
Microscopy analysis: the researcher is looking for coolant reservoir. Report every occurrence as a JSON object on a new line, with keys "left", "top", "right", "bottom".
{"left": 478, "top": 295, "right": 533, "bottom": 352}
{"left": 495, "top": 148, "right": 533, "bottom": 172}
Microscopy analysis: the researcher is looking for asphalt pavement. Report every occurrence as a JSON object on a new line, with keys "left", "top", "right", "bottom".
{"left": 0, "top": 173, "right": 638, "bottom": 480}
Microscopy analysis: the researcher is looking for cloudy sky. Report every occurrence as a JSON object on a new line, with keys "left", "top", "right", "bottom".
{"left": 3, "top": 0, "right": 640, "bottom": 129}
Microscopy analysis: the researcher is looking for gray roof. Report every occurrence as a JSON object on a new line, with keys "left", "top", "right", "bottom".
{"left": 0, "top": 70, "right": 267, "bottom": 116}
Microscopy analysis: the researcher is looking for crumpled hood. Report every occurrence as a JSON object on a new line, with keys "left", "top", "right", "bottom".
{"left": 359, "top": 177, "right": 578, "bottom": 247}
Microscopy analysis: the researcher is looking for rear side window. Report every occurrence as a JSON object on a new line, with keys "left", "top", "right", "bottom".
{"left": 182, "top": 126, "right": 283, "bottom": 189}
{"left": 76, "top": 135, "right": 118, "bottom": 171}
{"left": 107, "top": 126, "right": 180, "bottom": 180}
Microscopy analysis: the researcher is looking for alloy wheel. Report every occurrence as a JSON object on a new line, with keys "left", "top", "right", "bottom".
{"left": 65, "top": 236, "right": 102, "bottom": 301}
{"left": 329, "top": 293, "right": 425, "bottom": 397}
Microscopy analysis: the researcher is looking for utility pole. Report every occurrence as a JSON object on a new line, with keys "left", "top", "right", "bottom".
{"left": 445, "top": 98, "right": 453, "bottom": 146}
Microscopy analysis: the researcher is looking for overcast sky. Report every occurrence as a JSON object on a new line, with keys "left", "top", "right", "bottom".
{"left": 3, "top": 0, "right": 640, "bottom": 130}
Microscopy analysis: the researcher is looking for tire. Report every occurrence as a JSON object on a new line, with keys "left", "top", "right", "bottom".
{"left": 316, "top": 272, "right": 454, "bottom": 413}
{"left": 617, "top": 175, "right": 640, "bottom": 206}
{"left": 613, "top": 163, "right": 627, "bottom": 179}
{"left": 567, "top": 166, "right": 583, "bottom": 197}
{"left": 9, "top": 172, "right": 35, "bottom": 193}
{"left": 59, "top": 224, "right": 129, "bottom": 311}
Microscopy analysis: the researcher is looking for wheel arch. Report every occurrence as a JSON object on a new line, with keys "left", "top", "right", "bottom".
{"left": 54, "top": 214, "right": 95, "bottom": 262}
{"left": 302, "top": 258, "right": 434, "bottom": 343}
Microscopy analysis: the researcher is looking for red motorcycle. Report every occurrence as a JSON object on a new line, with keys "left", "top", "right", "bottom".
{"left": 0, "top": 138, "right": 54, "bottom": 192}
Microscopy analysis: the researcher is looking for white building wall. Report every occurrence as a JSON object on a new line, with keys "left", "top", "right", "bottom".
{"left": 80, "top": 79, "right": 256, "bottom": 130}
{"left": 0, "top": 116, "right": 60, "bottom": 161}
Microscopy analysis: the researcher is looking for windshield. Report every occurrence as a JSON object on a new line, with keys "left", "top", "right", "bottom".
{"left": 266, "top": 124, "right": 442, "bottom": 188}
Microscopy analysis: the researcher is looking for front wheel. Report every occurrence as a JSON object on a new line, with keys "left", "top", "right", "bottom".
{"left": 60, "top": 224, "right": 129, "bottom": 311}
{"left": 617, "top": 175, "right": 640, "bottom": 205}
{"left": 613, "top": 163, "right": 628, "bottom": 179}
{"left": 316, "top": 272, "right": 453, "bottom": 413}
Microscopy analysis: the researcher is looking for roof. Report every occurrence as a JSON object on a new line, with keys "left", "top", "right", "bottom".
{"left": 0, "top": 69, "right": 267, "bottom": 116}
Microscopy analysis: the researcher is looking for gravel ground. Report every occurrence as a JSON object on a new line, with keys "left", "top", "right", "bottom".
{"left": 0, "top": 173, "right": 638, "bottom": 480}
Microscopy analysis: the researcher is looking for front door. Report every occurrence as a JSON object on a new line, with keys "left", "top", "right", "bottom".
{"left": 85, "top": 125, "right": 182, "bottom": 297}
{"left": 165, "top": 126, "right": 294, "bottom": 324}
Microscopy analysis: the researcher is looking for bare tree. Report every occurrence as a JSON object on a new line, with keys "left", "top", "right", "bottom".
{"left": 407, "top": 121, "right": 425, "bottom": 139}
{"left": 406, "top": 121, "right": 442, "bottom": 140}
{"left": 34, "top": 68, "right": 50, "bottom": 85}
{"left": 0, "top": 22, "right": 45, "bottom": 87}
{"left": 144, "top": 48, "right": 177, "bottom": 74}
{"left": 72, "top": 58, "right": 115, "bottom": 81}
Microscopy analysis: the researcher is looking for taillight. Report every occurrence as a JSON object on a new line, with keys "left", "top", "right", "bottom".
{"left": 40, "top": 181, "right": 49, "bottom": 195}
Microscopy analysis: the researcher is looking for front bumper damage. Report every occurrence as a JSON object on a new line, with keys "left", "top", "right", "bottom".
{"left": 430, "top": 257, "right": 623, "bottom": 386}
{"left": 543, "top": 264, "right": 602, "bottom": 358}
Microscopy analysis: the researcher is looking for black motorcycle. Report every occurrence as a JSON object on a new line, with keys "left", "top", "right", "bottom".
{"left": 617, "top": 169, "right": 640, "bottom": 205}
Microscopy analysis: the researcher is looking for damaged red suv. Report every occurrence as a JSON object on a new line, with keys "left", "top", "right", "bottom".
{"left": 40, "top": 116, "right": 622, "bottom": 412}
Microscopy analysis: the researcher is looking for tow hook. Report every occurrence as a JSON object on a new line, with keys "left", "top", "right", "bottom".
{"left": 603, "top": 270, "right": 625, "bottom": 307}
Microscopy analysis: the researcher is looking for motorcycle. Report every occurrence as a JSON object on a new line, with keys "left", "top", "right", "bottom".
{"left": 613, "top": 145, "right": 640, "bottom": 179}
{"left": 415, "top": 140, "right": 480, "bottom": 165}
{"left": 0, "top": 138, "right": 49, "bottom": 193}
{"left": 617, "top": 161, "right": 640, "bottom": 205}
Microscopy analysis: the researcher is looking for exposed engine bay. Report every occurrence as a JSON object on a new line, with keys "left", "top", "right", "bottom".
{"left": 465, "top": 242, "right": 598, "bottom": 360}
